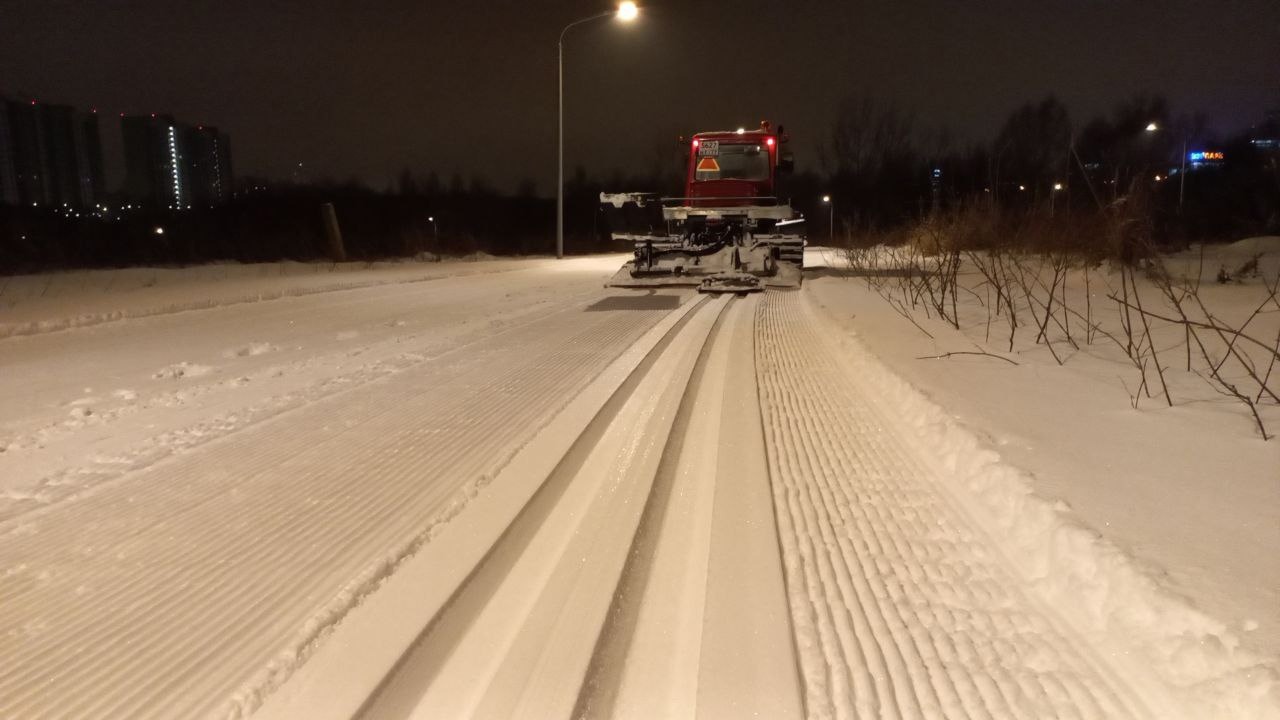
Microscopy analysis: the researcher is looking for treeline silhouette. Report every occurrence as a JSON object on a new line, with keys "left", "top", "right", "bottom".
{"left": 0, "top": 168, "right": 649, "bottom": 274}
{"left": 1, "top": 92, "right": 1275, "bottom": 275}
{"left": 813, "top": 93, "right": 1278, "bottom": 244}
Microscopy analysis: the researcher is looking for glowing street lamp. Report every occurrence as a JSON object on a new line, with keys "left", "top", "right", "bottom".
{"left": 1145, "top": 122, "right": 1159, "bottom": 132}
{"left": 557, "top": 3, "right": 639, "bottom": 259}
{"left": 822, "top": 195, "right": 834, "bottom": 241}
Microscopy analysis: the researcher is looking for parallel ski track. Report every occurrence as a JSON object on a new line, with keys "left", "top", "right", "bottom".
{"left": 359, "top": 295, "right": 731, "bottom": 719}
{"left": 579, "top": 293, "right": 803, "bottom": 720}
{"left": 0, "top": 296, "right": 676, "bottom": 719}
{"left": 351, "top": 293, "right": 803, "bottom": 720}
{"left": 755, "top": 292, "right": 1149, "bottom": 720}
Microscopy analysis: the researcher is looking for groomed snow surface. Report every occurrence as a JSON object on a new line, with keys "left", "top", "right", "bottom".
{"left": 1, "top": 251, "right": 1276, "bottom": 719}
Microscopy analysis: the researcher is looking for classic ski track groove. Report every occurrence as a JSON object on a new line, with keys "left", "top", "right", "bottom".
{"left": 0, "top": 295, "right": 675, "bottom": 718}
{"left": 357, "top": 295, "right": 731, "bottom": 719}
{"left": 756, "top": 291, "right": 1151, "bottom": 720}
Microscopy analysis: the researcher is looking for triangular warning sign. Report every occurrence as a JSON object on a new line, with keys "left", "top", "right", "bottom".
{"left": 696, "top": 157, "right": 720, "bottom": 172}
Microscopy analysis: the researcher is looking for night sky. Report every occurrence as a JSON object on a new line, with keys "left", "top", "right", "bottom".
{"left": 3, "top": 0, "right": 1277, "bottom": 193}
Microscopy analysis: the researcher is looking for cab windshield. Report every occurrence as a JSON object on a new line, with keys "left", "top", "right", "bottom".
{"left": 694, "top": 142, "right": 771, "bottom": 182}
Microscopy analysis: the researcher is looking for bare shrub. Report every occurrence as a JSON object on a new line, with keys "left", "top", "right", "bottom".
{"left": 837, "top": 195, "right": 1277, "bottom": 438}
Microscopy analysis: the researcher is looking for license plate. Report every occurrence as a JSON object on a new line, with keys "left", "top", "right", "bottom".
{"left": 698, "top": 140, "right": 719, "bottom": 156}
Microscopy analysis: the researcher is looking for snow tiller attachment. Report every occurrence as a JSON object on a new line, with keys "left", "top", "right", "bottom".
{"left": 602, "top": 194, "right": 802, "bottom": 293}
{"left": 601, "top": 122, "right": 806, "bottom": 294}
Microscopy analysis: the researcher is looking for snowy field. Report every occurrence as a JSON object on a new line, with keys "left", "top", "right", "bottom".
{"left": 1, "top": 250, "right": 1276, "bottom": 718}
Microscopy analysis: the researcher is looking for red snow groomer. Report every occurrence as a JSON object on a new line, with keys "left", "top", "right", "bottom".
{"left": 601, "top": 121, "right": 805, "bottom": 293}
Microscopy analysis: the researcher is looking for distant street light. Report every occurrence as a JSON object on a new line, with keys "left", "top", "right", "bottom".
{"left": 822, "top": 195, "right": 834, "bottom": 241}
{"left": 154, "top": 226, "right": 165, "bottom": 235}
{"left": 1144, "top": 121, "right": 1188, "bottom": 213}
{"left": 557, "top": 3, "right": 638, "bottom": 259}
{"left": 1050, "top": 183, "right": 1063, "bottom": 215}
{"left": 428, "top": 215, "right": 439, "bottom": 259}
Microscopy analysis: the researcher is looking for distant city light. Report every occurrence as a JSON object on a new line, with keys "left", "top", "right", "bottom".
{"left": 736, "top": 127, "right": 745, "bottom": 134}
{"left": 822, "top": 195, "right": 831, "bottom": 203}
{"left": 1053, "top": 183, "right": 1064, "bottom": 191}
{"left": 167, "top": 125, "right": 182, "bottom": 204}
{"left": 1145, "top": 122, "right": 1159, "bottom": 132}
{"left": 1018, "top": 185, "right": 1027, "bottom": 191}
{"left": 154, "top": 226, "right": 165, "bottom": 235}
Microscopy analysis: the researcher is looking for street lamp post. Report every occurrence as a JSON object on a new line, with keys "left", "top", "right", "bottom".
{"left": 1177, "top": 137, "right": 1187, "bottom": 214}
{"left": 822, "top": 195, "right": 833, "bottom": 242}
{"left": 558, "top": 2, "right": 638, "bottom": 259}
{"left": 428, "top": 215, "right": 439, "bottom": 261}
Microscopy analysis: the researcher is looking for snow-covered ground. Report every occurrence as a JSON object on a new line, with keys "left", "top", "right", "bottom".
{"left": 806, "top": 241, "right": 1279, "bottom": 659}
{"left": 1, "top": 250, "right": 1276, "bottom": 718}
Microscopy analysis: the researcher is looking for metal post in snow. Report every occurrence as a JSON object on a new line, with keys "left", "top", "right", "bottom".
{"left": 1178, "top": 137, "right": 1187, "bottom": 214}
{"left": 557, "top": 40, "right": 564, "bottom": 259}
